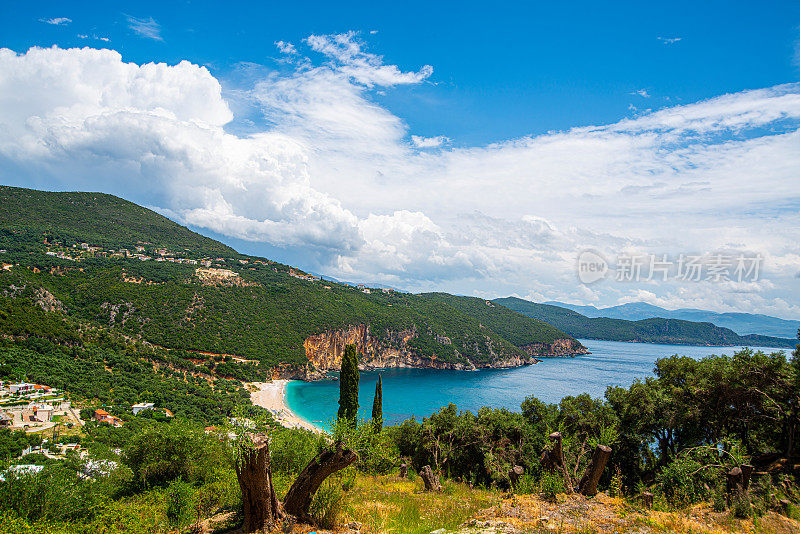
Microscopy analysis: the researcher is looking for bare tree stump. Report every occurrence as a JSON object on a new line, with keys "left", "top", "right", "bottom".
{"left": 540, "top": 432, "right": 573, "bottom": 493}
{"left": 399, "top": 463, "right": 408, "bottom": 478}
{"left": 641, "top": 491, "right": 653, "bottom": 509}
{"left": 234, "top": 433, "right": 281, "bottom": 533}
{"left": 282, "top": 440, "right": 358, "bottom": 522}
{"left": 420, "top": 465, "right": 441, "bottom": 491}
{"left": 578, "top": 445, "right": 612, "bottom": 496}
{"left": 740, "top": 464, "right": 754, "bottom": 490}
{"left": 726, "top": 463, "right": 755, "bottom": 509}
{"left": 508, "top": 465, "right": 524, "bottom": 488}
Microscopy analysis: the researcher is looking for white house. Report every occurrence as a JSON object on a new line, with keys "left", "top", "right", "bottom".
{"left": 9, "top": 383, "right": 35, "bottom": 394}
{"left": 132, "top": 402, "right": 155, "bottom": 415}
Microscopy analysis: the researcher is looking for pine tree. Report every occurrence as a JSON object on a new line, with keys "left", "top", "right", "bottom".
{"left": 372, "top": 373, "right": 383, "bottom": 431}
{"left": 337, "top": 344, "right": 359, "bottom": 422}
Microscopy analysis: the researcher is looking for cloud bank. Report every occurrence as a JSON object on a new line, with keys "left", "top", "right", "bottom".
{"left": 0, "top": 37, "right": 798, "bottom": 317}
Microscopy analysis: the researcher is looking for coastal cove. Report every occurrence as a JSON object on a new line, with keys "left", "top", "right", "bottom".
{"left": 285, "top": 339, "right": 787, "bottom": 431}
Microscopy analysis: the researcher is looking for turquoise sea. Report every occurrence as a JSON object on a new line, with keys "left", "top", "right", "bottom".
{"left": 285, "top": 339, "right": 787, "bottom": 430}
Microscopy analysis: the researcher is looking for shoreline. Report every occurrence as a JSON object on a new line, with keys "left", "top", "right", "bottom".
{"left": 248, "top": 380, "right": 323, "bottom": 433}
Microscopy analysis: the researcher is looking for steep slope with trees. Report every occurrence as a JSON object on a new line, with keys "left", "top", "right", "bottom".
{"left": 0, "top": 186, "right": 584, "bottom": 373}
{"left": 0, "top": 185, "right": 234, "bottom": 255}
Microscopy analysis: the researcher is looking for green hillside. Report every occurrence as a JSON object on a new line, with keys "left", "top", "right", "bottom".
{"left": 494, "top": 297, "right": 797, "bottom": 348}
{"left": 0, "top": 186, "right": 581, "bottom": 372}
{"left": 0, "top": 185, "right": 234, "bottom": 255}
{"left": 419, "top": 292, "right": 567, "bottom": 345}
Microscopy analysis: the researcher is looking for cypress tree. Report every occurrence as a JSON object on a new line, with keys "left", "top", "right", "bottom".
{"left": 372, "top": 373, "right": 383, "bottom": 431}
{"left": 337, "top": 344, "right": 359, "bottom": 422}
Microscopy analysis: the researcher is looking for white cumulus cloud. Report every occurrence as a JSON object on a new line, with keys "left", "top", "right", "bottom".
{"left": 1, "top": 37, "right": 799, "bottom": 317}
{"left": 411, "top": 135, "right": 451, "bottom": 148}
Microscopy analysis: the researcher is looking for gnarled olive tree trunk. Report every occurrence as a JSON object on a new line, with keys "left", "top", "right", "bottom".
{"left": 282, "top": 440, "right": 358, "bottom": 522}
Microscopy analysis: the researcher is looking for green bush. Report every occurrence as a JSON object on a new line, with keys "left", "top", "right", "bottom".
{"left": 309, "top": 478, "right": 344, "bottom": 530}
{"left": 608, "top": 466, "right": 623, "bottom": 497}
{"left": 201, "top": 466, "right": 241, "bottom": 512}
{"left": 165, "top": 480, "right": 195, "bottom": 526}
{"left": 332, "top": 419, "right": 396, "bottom": 474}
{"left": 656, "top": 456, "right": 718, "bottom": 506}
{"left": 270, "top": 428, "right": 323, "bottom": 477}
{"left": 514, "top": 473, "right": 537, "bottom": 495}
{"left": 0, "top": 464, "right": 102, "bottom": 522}
{"left": 123, "top": 422, "right": 224, "bottom": 488}
{"left": 539, "top": 472, "right": 564, "bottom": 501}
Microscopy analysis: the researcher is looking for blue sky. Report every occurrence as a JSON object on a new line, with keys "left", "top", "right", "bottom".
{"left": 1, "top": 1, "right": 799, "bottom": 318}
{"left": 6, "top": 1, "right": 799, "bottom": 143}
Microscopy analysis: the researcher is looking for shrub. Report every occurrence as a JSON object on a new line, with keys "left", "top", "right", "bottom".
{"left": 270, "top": 428, "right": 323, "bottom": 477}
{"left": 656, "top": 456, "right": 717, "bottom": 506}
{"left": 309, "top": 478, "right": 344, "bottom": 529}
{"left": 123, "top": 422, "right": 224, "bottom": 488}
{"left": 166, "top": 480, "right": 195, "bottom": 526}
{"left": 200, "top": 466, "right": 241, "bottom": 512}
{"left": 332, "top": 419, "right": 396, "bottom": 474}
{"left": 0, "top": 464, "right": 102, "bottom": 522}
{"left": 608, "top": 466, "right": 624, "bottom": 497}
{"left": 514, "top": 473, "right": 537, "bottom": 494}
{"left": 540, "top": 472, "right": 564, "bottom": 501}
{"left": 731, "top": 494, "right": 751, "bottom": 519}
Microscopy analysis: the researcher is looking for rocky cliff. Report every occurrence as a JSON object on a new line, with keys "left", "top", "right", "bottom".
{"left": 302, "top": 324, "right": 587, "bottom": 376}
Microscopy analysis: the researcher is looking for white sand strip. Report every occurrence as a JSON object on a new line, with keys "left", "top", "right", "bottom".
{"left": 248, "top": 380, "right": 322, "bottom": 433}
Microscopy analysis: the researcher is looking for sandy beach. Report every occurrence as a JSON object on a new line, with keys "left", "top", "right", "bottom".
{"left": 248, "top": 380, "right": 321, "bottom": 433}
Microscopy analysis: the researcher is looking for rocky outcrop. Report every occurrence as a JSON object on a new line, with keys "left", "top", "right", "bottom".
{"left": 521, "top": 337, "right": 589, "bottom": 358}
{"left": 302, "top": 325, "right": 587, "bottom": 376}
{"left": 100, "top": 301, "right": 135, "bottom": 325}
{"left": 303, "top": 324, "right": 474, "bottom": 371}
{"left": 34, "top": 288, "right": 66, "bottom": 313}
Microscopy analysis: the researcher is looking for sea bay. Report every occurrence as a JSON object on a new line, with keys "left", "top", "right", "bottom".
{"left": 285, "top": 339, "right": 787, "bottom": 430}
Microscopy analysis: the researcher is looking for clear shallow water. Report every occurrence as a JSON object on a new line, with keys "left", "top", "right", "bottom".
{"left": 285, "top": 340, "right": 786, "bottom": 430}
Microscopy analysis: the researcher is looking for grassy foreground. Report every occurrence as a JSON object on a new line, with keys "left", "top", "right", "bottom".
{"left": 201, "top": 471, "right": 800, "bottom": 534}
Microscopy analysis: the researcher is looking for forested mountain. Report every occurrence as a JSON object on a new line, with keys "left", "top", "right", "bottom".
{"left": 496, "top": 297, "right": 797, "bottom": 348}
{"left": 0, "top": 186, "right": 583, "bottom": 374}
{"left": 420, "top": 293, "right": 570, "bottom": 346}
{"left": 0, "top": 185, "right": 234, "bottom": 255}
{"left": 546, "top": 300, "right": 800, "bottom": 338}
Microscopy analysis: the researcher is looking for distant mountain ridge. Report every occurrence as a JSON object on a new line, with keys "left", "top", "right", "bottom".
{"left": 544, "top": 301, "right": 800, "bottom": 338}
{"left": 497, "top": 297, "right": 797, "bottom": 349}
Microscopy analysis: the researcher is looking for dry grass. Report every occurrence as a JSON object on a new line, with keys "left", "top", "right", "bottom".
{"left": 472, "top": 492, "right": 800, "bottom": 534}
{"left": 337, "top": 474, "right": 497, "bottom": 534}
{"left": 224, "top": 474, "right": 800, "bottom": 534}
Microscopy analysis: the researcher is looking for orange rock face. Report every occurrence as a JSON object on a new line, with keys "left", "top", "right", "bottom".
{"left": 302, "top": 324, "right": 587, "bottom": 372}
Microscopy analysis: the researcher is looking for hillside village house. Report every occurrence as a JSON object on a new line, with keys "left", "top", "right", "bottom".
{"left": 8, "top": 383, "right": 53, "bottom": 395}
{"left": 9, "top": 383, "right": 36, "bottom": 394}
{"left": 94, "top": 409, "right": 123, "bottom": 427}
{"left": 33, "top": 404, "right": 53, "bottom": 422}
{"left": 21, "top": 404, "right": 53, "bottom": 424}
{"left": 132, "top": 402, "right": 155, "bottom": 415}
